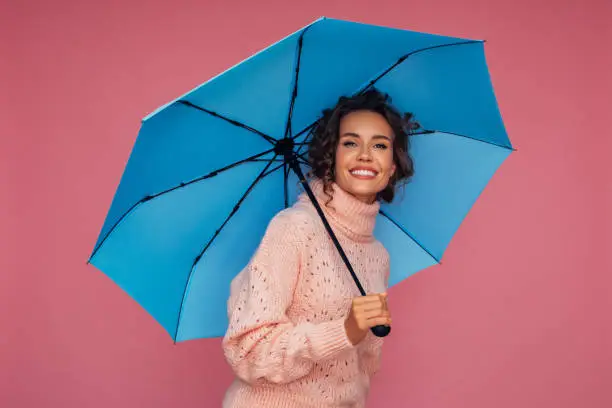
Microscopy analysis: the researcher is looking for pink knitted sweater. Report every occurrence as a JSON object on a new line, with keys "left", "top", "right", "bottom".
{"left": 222, "top": 179, "right": 390, "bottom": 408}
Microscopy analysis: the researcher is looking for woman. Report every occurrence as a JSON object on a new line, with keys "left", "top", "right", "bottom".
{"left": 222, "top": 89, "right": 417, "bottom": 407}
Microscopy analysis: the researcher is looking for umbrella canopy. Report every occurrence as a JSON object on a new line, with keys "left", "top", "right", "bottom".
{"left": 88, "top": 17, "right": 514, "bottom": 342}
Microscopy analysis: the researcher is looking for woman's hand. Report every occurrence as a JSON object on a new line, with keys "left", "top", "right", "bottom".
{"left": 344, "top": 293, "right": 391, "bottom": 346}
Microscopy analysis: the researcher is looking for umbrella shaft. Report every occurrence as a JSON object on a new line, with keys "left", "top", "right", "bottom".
{"left": 287, "top": 155, "right": 367, "bottom": 297}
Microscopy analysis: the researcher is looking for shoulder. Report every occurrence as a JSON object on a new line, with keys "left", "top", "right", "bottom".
{"left": 262, "top": 205, "right": 319, "bottom": 244}
{"left": 270, "top": 201, "right": 321, "bottom": 233}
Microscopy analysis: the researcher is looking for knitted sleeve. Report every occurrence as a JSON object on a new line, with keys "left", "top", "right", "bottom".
{"left": 359, "top": 333, "right": 384, "bottom": 377}
{"left": 222, "top": 211, "right": 354, "bottom": 385}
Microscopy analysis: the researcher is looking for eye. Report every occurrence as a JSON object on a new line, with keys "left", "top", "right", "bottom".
{"left": 342, "top": 141, "right": 357, "bottom": 148}
{"left": 374, "top": 143, "right": 389, "bottom": 150}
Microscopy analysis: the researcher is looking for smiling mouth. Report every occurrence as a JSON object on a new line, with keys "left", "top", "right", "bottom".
{"left": 350, "top": 169, "right": 378, "bottom": 178}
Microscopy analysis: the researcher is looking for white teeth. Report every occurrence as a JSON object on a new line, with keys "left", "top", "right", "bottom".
{"left": 351, "top": 169, "right": 377, "bottom": 177}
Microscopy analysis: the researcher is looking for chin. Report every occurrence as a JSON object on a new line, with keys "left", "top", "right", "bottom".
{"left": 344, "top": 183, "right": 383, "bottom": 200}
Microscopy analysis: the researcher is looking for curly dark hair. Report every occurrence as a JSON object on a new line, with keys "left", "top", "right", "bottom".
{"left": 307, "top": 88, "right": 419, "bottom": 203}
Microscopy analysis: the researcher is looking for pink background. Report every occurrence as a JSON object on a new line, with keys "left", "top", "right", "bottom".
{"left": 2, "top": 0, "right": 610, "bottom": 406}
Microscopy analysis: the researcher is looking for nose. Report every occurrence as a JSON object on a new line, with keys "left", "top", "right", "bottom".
{"left": 357, "top": 145, "right": 373, "bottom": 161}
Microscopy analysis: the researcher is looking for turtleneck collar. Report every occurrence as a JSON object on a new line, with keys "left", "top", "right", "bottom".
{"left": 298, "top": 178, "right": 380, "bottom": 242}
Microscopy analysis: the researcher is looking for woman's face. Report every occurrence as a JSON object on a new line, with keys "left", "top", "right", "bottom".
{"left": 334, "top": 110, "right": 396, "bottom": 203}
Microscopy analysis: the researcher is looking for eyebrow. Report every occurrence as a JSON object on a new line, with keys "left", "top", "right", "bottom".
{"left": 341, "top": 132, "right": 392, "bottom": 142}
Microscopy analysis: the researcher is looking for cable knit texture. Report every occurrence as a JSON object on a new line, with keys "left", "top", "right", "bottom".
{"left": 222, "top": 179, "right": 390, "bottom": 408}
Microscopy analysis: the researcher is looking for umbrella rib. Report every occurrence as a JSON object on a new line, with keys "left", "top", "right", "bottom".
{"left": 291, "top": 121, "right": 316, "bottom": 141}
{"left": 174, "top": 156, "right": 280, "bottom": 341}
{"left": 178, "top": 100, "right": 277, "bottom": 145}
{"left": 284, "top": 26, "right": 311, "bottom": 139}
{"left": 262, "top": 162, "right": 285, "bottom": 178}
{"left": 88, "top": 148, "right": 275, "bottom": 262}
{"left": 297, "top": 157, "right": 310, "bottom": 167}
{"left": 291, "top": 41, "right": 483, "bottom": 140}
{"left": 294, "top": 129, "right": 315, "bottom": 158}
{"left": 359, "top": 40, "right": 483, "bottom": 94}
{"left": 295, "top": 154, "right": 311, "bottom": 167}
{"left": 378, "top": 210, "right": 441, "bottom": 264}
{"left": 417, "top": 129, "right": 515, "bottom": 151}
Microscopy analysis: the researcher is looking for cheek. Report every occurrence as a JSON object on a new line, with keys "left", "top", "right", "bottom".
{"left": 335, "top": 147, "right": 349, "bottom": 170}
{"left": 380, "top": 151, "right": 395, "bottom": 173}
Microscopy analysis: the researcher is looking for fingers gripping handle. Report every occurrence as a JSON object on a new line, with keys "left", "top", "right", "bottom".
{"left": 372, "top": 293, "right": 391, "bottom": 337}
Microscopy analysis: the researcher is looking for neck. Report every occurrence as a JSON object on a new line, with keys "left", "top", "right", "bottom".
{"left": 353, "top": 193, "right": 377, "bottom": 205}
{"left": 300, "top": 179, "right": 380, "bottom": 242}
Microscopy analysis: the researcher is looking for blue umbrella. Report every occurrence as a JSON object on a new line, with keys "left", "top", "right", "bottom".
{"left": 88, "top": 17, "right": 514, "bottom": 342}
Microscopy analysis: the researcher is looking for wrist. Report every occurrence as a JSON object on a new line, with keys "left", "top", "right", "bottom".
{"left": 344, "top": 317, "right": 365, "bottom": 346}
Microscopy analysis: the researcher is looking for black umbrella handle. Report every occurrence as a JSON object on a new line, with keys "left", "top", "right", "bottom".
{"left": 287, "top": 155, "right": 390, "bottom": 338}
